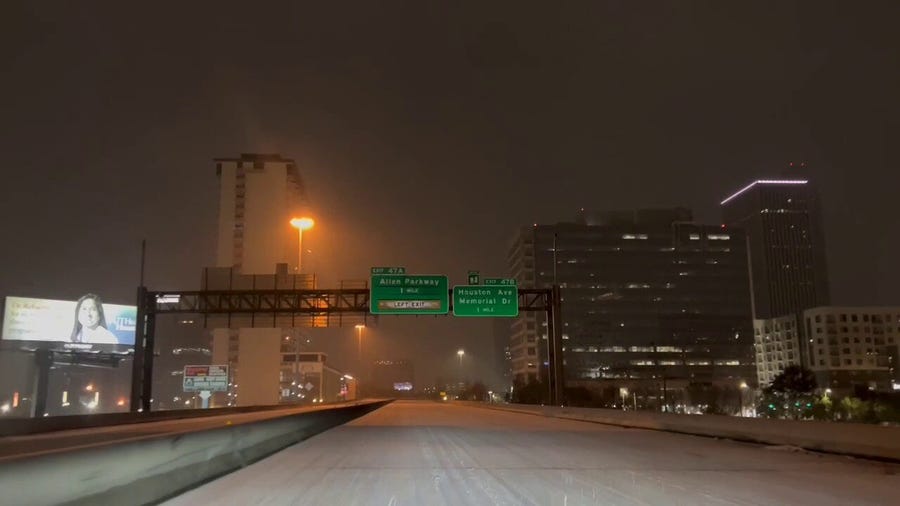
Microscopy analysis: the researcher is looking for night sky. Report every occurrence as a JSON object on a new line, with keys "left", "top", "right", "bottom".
{"left": 2, "top": 2, "right": 899, "bottom": 388}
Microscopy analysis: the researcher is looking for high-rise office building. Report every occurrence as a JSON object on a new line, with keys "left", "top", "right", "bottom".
{"left": 721, "top": 179, "right": 829, "bottom": 320}
{"left": 507, "top": 209, "right": 756, "bottom": 396}
{"left": 208, "top": 154, "right": 315, "bottom": 407}
{"left": 492, "top": 318, "right": 512, "bottom": 392}
{"left": 214, "top": 153, "right": 305, "bottom": 274}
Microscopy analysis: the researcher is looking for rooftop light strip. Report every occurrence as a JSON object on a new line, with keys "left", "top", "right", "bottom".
{"left": 720, "top": 180, "right": 808, "bottom": 205}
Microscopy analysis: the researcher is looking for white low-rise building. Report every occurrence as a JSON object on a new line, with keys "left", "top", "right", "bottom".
{"left": 803, "top": 306, "right": 900, "bottom": 392}
{"left": 753, "top": 315, "right": 801, "bottom": 387}
{"left": 754, "top": 307, "right": 900, "bottom": 392}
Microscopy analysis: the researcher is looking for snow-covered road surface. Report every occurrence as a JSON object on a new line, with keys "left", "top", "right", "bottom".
{"left": 164, "top": 400, "right": 899, "bottom": 505}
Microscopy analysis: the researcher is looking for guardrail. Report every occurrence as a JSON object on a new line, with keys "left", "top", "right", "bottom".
{"left": 460, "top": 401, "right": 900, "bottom": 461}
{"left": 0, "top": 399, "right": 391, "bottom": 505}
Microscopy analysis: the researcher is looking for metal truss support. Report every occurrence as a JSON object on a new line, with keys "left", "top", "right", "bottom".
{"left": 150, "top": 289, "right": 371, "bottom": 314}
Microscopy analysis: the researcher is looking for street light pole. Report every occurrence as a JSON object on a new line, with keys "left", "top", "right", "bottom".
{"left": 457, "top": 349, "right": 465, "bottom": 396}
{"left": 297, "top": 229, "right": 303, "bottom": 272}
{"left": 289, "top": 217, "right": 315, "bottom": 273}
{"left": 355, "top": 325, "right": 365, "bottom": 365}
{"left": 739, "top": 381, "right": 748, "bottom": 417}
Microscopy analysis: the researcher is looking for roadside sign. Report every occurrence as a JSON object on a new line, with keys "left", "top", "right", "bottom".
{"left": 484, "top": 278, "right": 517, "bottom": 286}
{"left": 468, "top": 271, "right": 480, "bottom": 285}
{"left": 370, "top": 274, "right": 449, "bottom": 314}
{"left": 183, "top": 365, "right": 228, "bottom": 392}
{"left": 371, "top": 267, "right": 406, "bottom": 275}
{"left": 452, "top": 285, "right": 519, "bottom": 317}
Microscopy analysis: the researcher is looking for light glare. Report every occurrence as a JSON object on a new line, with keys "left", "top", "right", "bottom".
{"left": 290, "top": 217, "right": 315, "bottom": 230}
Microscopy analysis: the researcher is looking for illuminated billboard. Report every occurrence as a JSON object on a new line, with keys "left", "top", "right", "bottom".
{"left": 183, "top": 365, "right": 229, "bottom": 392}
{"left": 393, "top": 382, "right": 413, "bottom": 391}
{"left": 1, "top": 295, "right": 136, "bottom": 349}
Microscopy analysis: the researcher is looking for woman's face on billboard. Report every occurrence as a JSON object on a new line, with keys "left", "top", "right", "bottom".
{"left": 79, "top": 298, "right": 101, "bottom": 329}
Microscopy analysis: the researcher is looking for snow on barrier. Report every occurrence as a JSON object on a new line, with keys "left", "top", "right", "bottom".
{"left": 0, "top": 402, "right": 356, "bottom": 437}
{"left": 0, "top": 400, "right": 391, "bottom": 506}
{"left": 461, "top": 402, "right": 900, "bottom": 461}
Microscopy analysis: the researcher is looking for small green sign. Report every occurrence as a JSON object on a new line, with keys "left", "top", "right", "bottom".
{"left": 370, "top": 274, "right": 449, "bottom": 314}
{"left": 484, "top": 278, "right": 517, "bottom": 286}
{"left": 452, "top": 285, "right": 519, "bottom": 317}
{"left": 371, "top": 266, "right": 406, "bottom": 275}
{"left": 468, "top": 270, "right": 480, "bottom": 285}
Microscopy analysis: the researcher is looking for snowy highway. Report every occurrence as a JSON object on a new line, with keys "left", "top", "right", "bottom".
{"left": 165, "top": 400, "right": 899, "bottom": 505}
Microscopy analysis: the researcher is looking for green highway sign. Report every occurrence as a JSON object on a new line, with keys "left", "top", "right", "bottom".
{"left": 484, "top": 278, "right": 516, "bottom": 286}
{"left": 452, "top": 285, "right": 519, "bottom": 317}
{"left": 371, "top": 266, "right": 406, "bottom": 275}
{"left": 370, "top": 274, "right": 449, "bottom": 314}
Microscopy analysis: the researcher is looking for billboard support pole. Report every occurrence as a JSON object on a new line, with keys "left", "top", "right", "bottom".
{"left": 141, "top": 312, "right": 156, "bottom": 413}
{"left": 32, "top": 349, "right": 52, "bottom": 418}
{"left": 129, "top": 286, "right": 147, "bottom": 412}
{"left": 200, "top": 390, "right": 211, "bottom": 409}
{"left": 139, "top": 240, "right": 146, "bottom": 286}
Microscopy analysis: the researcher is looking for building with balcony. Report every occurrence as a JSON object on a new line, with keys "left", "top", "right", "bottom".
{"left": 753, "top": 315, "right": 801, "bottom": 387}
{"left": 803, "top": 306, "right": 900, "bottom": 392}
{"left": 754, "top": 306, "right": 900, "bottom": 392}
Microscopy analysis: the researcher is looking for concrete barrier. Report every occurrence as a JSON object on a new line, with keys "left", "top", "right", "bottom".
{"left": 460, "top": 402, "right": 900, "bottom": 461}
{"left": 0, "top": 399, "right": 391, "bottom": 506}
{"left": 0, "top": 402, "right": 344, "bottom": 437}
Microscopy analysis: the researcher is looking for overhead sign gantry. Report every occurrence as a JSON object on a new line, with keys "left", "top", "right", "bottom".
{"left": 130, "top": 269, "right": 564, "bottom": 414}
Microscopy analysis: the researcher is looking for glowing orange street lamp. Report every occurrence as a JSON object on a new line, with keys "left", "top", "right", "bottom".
{"left": 289, "top": 217, "right": 315, "bottom": 272}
